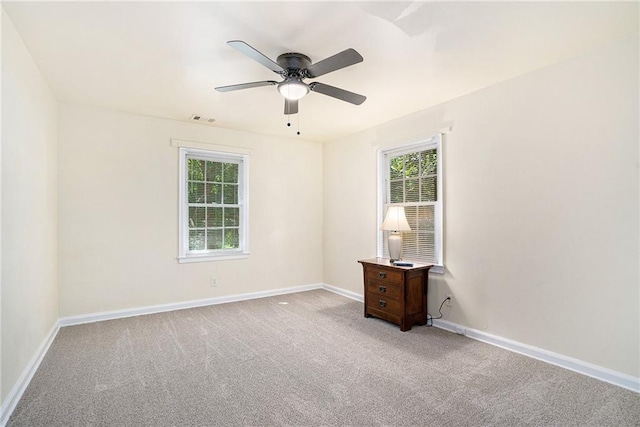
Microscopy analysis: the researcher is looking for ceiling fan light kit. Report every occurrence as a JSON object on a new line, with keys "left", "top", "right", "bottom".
{"left": 278, "top": 79, "right": 309, "bottom": 100}
{"left": 215, "top": 40, "right": 366, "bottom": 123}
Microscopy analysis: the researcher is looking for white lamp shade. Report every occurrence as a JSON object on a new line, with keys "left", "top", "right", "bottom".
{"left": 278, "top": 80, "right": 309, "bottom": 100}
{"left": 380, "top": 206, "right": 411, "bottom": 232}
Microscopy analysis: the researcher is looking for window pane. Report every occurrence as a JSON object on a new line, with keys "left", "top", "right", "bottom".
{"left": 223, "top": 184, "right": 238, "bottom": 204}
{"left": 207, "top": 207, "right": 223, "bottom": 227}
{"left": 182, "top": 149, "right": 247, "bottom": 259}
{"left": 420, "top": 149, "right": 437, "bottom": 176}
{"left": 389, "top": 181, "right": 404, "bottom": 203}
{"left": 381, "top": 140, "right": 440, "bottom": 265}
{"left": 224, "top": 163, "right": 239, "bottom": 183}
{"left": 225, "top": 228, "right": 239, "bottom": 249}
{"left": 188, "top": 159, "right": 205, "bottom": 181}
{"left": 404, "top": 153, "right": 420, "bottom": 178}
{"left": 390, "top": 156, "right": 403, "bottom": 179}
{"left": 420, "top": 176, "right": 437, "bottom": 202}
{"left": 206, "top": 183, "right": 222, "bottom": 204}
{"left": 206, "top": 161, "right": 223, "bottom": 183}
{"left": 404, "top": 206, "right": 417, "bottom": 230}
{"left": 224, "top": 207, "right": 239, "bottom": 226}
{"left": 189, "top": 207, "right": 206, "bottom": 228}
{"left": 417, "top": 205, "right": 435, "bottom": 232}
{"left": 400, "top": 231, "right": 418, "bottom": 259}
{"left": 207, "top": 229, "right": 223, "bottom": 250}
{"left": 417, "top": 232, "right": 435, "bottom": 258}
{"left": 188, "top": 182, "right": 205, "bottom": 203}
{"left": 406, "top": 178, "right": 419, "bottom": 202}
{"left": 189, "top": 229, "right": 205, "bottom": 251}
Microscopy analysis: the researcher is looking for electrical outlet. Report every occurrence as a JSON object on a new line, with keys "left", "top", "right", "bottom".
{"left": 210, "top": 277, "right": 217, "bottom": 288}
{"left": 445, "top": 294, "right": 453, "bottom": 307}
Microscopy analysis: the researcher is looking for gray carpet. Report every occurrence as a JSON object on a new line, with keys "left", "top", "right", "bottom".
{"left": 8, "top": 290, "right": 640, "bottom": 426}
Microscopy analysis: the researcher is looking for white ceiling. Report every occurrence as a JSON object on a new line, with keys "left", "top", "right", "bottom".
{"left": 3, "top": 1, "right": 638, "bottom": 142}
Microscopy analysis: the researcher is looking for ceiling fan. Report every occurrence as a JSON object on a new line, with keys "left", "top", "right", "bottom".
{"left": 215, "top": 40, "right": 366, "bottom": 115}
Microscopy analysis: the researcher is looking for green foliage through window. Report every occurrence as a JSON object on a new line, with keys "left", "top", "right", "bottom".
{"left": 187, "top": 157, "right": 241, "bottom": 251}
{"left": 388, "top": 149, "right": 437, "bottom": 203}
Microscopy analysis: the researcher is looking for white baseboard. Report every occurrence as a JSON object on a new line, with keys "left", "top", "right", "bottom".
{"left": 4, "top": 283, "right": 637, "bottom": 427}
{"left": 2, "top": 284, "right": 326, "bottom": 425}
{"left": 58, "top": 283, "right": 324, "bottom": 327}
{"left": 322, "top": 283, "right": 363, "bottom": 303}
{"left": 321, "top": 283, "right": 639, "bottom": 393}
{"left": 432, "top": 318, "right": 640, "bottom": 393}
{"left": 0, "top": 322, "right": 59, "bottom": 427}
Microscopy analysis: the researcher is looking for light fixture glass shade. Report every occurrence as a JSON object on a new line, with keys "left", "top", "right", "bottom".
{"left": 380, "top": 206, "right": 411, "bottom": 232}
{"left": 278, "top": 80, "right": 309, "bottom": 100}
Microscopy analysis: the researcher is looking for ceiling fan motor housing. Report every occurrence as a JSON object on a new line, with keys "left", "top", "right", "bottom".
{"left": 276, "top": 53, "right": 311, "bottom": 77}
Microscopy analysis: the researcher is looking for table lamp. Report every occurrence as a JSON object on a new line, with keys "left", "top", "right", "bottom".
{"left": 381, "top": 206, "right": 411, "bottom": 262}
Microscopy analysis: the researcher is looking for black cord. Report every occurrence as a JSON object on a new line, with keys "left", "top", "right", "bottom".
{"left": 426, "top": 297, "right": 450, "bottom": 327}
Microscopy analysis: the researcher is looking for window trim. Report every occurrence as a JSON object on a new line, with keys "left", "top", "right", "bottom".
{"left": 377, "top": 135, "right": 443, "bottom": 272}
{"left": 178, "top": 147, "right": 249, "bottom": 263}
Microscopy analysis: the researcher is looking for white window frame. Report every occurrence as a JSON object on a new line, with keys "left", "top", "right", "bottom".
{"left": 178, "top": 147, "right": 249, "bottom": 263}
{"left": 377, "top": 135, "right": 443, "bottom": 272}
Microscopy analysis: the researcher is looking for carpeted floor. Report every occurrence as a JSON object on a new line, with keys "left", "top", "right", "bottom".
{"left": 8, "top": 289, "right": 640, "bottom": 426}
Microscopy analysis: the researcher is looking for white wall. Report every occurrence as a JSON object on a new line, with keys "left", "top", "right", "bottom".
{"left": 57, "top": 104, "right": 323, "bottom": 317}
{"left": 1, "top": 9, "right": 59, "bottom": 401}
{"left": 323, "top": 35, "right": 639, "bottom": 377}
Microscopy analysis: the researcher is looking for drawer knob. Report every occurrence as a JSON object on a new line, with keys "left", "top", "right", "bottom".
{"left": 379, "top": 285, "right": 387, "bottom": 293}
{"left": 379, "top": 300, "right": 387, "bottom": 308}
{"left": 378, "top": 272, "right": 386, "bottom": 279}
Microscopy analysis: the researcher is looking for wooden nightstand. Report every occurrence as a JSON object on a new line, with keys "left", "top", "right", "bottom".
{"left": 358, "top": 258, "right": 433, "bottom": 331}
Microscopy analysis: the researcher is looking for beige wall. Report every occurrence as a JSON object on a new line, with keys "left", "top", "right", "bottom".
{"left": 323, "top": 35, "right": 639, "bottom": 377}
{"left": 57, "top": 104, "right": 323, "bottom": 317}
{"left": 1, "top": 9, "right": 59, "bottom": 401}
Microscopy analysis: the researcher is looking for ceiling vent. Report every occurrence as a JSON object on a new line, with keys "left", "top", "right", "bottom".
{"left": 190, "top": 114, "right": 216, "bottom": 124}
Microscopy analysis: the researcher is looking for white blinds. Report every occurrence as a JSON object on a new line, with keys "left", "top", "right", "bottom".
{"left": 382, "top": 204, "right": 436, "bottom": 262}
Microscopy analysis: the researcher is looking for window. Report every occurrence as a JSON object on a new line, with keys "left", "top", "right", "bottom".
{"left": 379, "top": 135, "right": 443, "bottom": 268}
{"left": 178, "top": 148, "right": 249, "bottom": 262}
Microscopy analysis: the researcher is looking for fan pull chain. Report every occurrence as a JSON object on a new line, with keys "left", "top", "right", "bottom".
{"left": 283, "top": 100, "right": 300, "bottom": 135}
{"left": 285, "top": 98, "right": 291, "bottom": 127}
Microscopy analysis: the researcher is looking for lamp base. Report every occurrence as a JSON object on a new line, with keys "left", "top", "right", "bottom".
{"left": 388, "top": 231, "right": 403, "bottom": 262}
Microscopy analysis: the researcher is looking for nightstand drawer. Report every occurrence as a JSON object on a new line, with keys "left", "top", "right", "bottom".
{"left": 365, "top": 267, "right": 403, "bottom": 285}
{"left": 366, "top": 293, "right": 402, "bottom": 316}
{"left": 366, "top": 280, "right": 402, "bottom": 299}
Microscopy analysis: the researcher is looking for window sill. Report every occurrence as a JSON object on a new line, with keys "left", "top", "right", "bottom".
{"left": 429, "top": 265, "right": 444, "bottom": 274}
{"left": 178, "top": 252, "right": 250, "bottom": 263}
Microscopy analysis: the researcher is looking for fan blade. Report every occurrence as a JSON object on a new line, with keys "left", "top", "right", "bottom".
{"left": 305, "top": 48, "right": 363, "bottom": 78}
{"left": 309, "top": 82, "right": 366, "bottom": 105}
{"left": 215, "top": 80, "right": 278, "bottom": 92}
{"left": 284, "top": 99, "right": 298, "bottom": 115}
{"left": 227, "top": 40, "right": 284, "bottom": 73}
